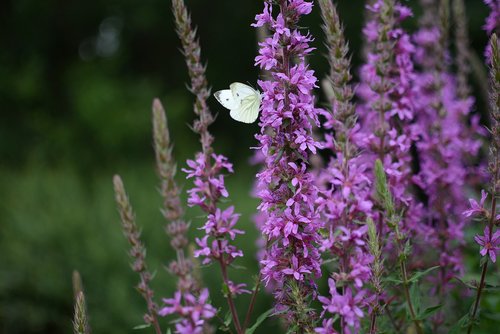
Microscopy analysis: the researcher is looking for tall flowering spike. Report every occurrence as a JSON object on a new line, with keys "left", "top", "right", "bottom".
{"left": 253, "top": 1, "right": 322, "bottom": 331}
{"left": 357, "top": 0, "right": 422, "bottom": 242}
{"left": 316, "top": 1, "right": 373, "bottom": 333}
{"left": 464, "top": 33, "right": 500, "bottom": 334}
{"left": 72, "top": 271, "right": 90, "bottom": 334}
{"left": 72, "top": 270, "right": 84, "bottom": 300}
{"left": 172, "top": 0, "right": 213, "bottom": 154}
{"left": 172, "top": 1, "right": 246, "bottom": 333}
{"left": 113, "top": 175, "right": 162, "bottom": 334}
{"left": 73, "top": 292, "right": 90, "bottom": 334}
{"left": 452, "top": 0, "right": 472, "bottom": 99}
{"left": 153, "top": 98, "right": 200, "bottom": 294}
{"left": 412, "top": 0, "right": 484, "bottom": 307}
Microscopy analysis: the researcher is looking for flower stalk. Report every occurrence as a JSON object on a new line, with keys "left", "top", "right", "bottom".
{"left": 374, "top": 160, "right": 423, "bottom": 334}
{"left": 171, "top": 1, "right": 248, "bottom": 332}
{"left": 316, "top": 1, "right": 373, "bottom": 333}
{"left": 72, "top": 271, "right": 90, "bottom": 334}
{"left": 153, "top": 98, "right": 199, "bottom": 294}
{"left": 466, "top": 32, "right": 500, "bottom": 334}
{"left": 253, "top": 0, "right": 322, "bottom": 331}
{"left": 113, "top": 175, "right": 162, "bottom": 334}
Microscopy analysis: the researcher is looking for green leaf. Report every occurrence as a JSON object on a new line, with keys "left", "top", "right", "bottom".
{"left": 246, "top": 308, "right": 274, "bottom": 334}
{"left": 321, "top": 257, "right": 337, "bottom": 265}
{"left": 448, "top": 314, "right": 470, "bottom": 334}
{"left": 374, "top": 159, "right": 394, "bottom": 217}
{"left": 221, "top": 282, "right": 230, "bottom": 298}
{"left": 410, "top": 283, "right": 421, "bottom": 315}
{"left": 383, "top": 275, "right": 403, "bottom": 285}
{"left": 132, "top": 324, "right": 151, "bottom": 330}
{"left": 416, "top": 304, "right": 442, "bottom": 320}
{"left": 229, "top": 264, "right": 247, "bottom": 270}
{"left": 408, "top": 266, "right": 440, "bottom": 283}
{"left": 224, "top": 311, "right": 232, "bottom": 327}
{"left": 480, "top": 255, "right": 489, "bottom": 267}
{"left": 454, "top": 276, "right": 477, "bottom": 290}
{"left": 453, "top": 276, "right": 500, "bottom": 292}
{"left": 166, "top": 329, "right": 172, "bottom": 334}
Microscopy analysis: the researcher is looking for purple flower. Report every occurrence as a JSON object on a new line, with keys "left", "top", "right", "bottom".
{"left": 315, "top": 318, "right": 339, "bottom": 334}
{"left": 227, "top": 281, "right": 251, "bottom": 295}
{"left": 282, "top": 255, "right": 312, "bottom": 281}
{"left": 474, "top": 227, "right": 500, "bottom": 263}
{"left": 463, "top": 190, "right": 489, "bottom": 217}
{"left": 484, "top": 0, "right": 500, "bottom": 35}
{"left": 201, "top": 206, "right": 244, "bottom": 240}
{"left": 159, "top": 288, "right": 216, "bottom": 334}
{"left": 318, "top": 279, "right": 366, "bottom": 333}
{"left": 410, "top": 0, "right": 484, "bottom": 296}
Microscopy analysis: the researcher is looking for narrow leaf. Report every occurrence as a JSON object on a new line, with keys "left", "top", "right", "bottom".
{"left": 416, "top": 304, "right": 443, "bottom": 320}
{"left": 133, "top": 324, "right": 152, "bottom": 330}
{"left": 408, "top": 266, "right": 440, "bottom": 283}
{"left": 246, "top": 308, "right": 274, "bottom": 334}
{"left": 410, "top": 283, "right": 421, "bottom": 315}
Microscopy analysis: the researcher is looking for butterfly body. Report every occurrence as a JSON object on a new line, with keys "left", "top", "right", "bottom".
{"left": 214, "top": 82, "right": 261, "bottom": 123}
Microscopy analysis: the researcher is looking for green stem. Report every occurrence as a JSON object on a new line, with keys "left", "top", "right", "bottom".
{"left": 242, "top": 274, "right": 262, "bottom": 332}
{"left": 400, "top": 260, "right": 423, "bottom": 334}
{"left": 217, "top": 241, "right": 242, "bottom": 334}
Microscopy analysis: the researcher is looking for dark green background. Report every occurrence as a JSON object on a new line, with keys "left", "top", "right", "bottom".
{"left": 0, "top": 0, "right": 497, "bottom": 333}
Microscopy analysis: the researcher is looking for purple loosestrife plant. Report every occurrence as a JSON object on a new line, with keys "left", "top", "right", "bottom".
{"left": 171, "top": 1, "right": 249, "bottom": 333}
{"left": 357, "top": 2, "right": 429, "bottom": 333}
{"left": 453, "top": 0, "right": 472, "bottom": 100}
{"left": 463, "top": 33, "right": 500, "bottom": 334}
{"left": 99, "top": 1, "right": 500, "bottom": 333}
{"left": 357, "top": 0, "right": 420, "bottom": 240}
{"left": 315, "top": 1, "right": 373, "bottom": 333}
{"left": 180, "top": 117, "right": 248, "bottom": 333}
{"left": 153, "top": 99, "right": 199, "bottom": 294}
{"left": 411, "top": 3, "right": 483, "bottom": 315}
{"left": 253, "top": 0, "right": 323, "bottom": 331}
{"left": 113, "top": 175, "right": 163, "bottom": 334}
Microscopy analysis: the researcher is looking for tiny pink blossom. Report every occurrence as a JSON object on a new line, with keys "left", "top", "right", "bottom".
{"left": 463, "top": 190, "right": 488, "bottom": 217}
{"left": 474, "top": 227, "right": 500, "bottom": 263}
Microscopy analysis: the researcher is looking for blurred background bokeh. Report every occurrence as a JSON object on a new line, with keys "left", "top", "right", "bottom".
{"left": 0, "top": 0, "right": 496, "bottom": 333}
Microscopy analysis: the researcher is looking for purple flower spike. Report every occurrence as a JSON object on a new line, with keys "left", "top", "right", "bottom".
{"left": 253, "top": 0, "right": 322, "bottom": 330}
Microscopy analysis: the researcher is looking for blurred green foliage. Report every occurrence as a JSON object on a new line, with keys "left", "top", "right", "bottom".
{"left": 0, "top": 0, "right": 498, "bottom": 333}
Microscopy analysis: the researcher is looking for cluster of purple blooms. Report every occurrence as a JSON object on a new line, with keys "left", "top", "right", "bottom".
{"left": 128, "top": 0, "right": 500, "bottom": 333}
{"left": 183, "top": 153, "right": 246, "bottom": 270}
{"left": 159, "top": 288, "right": 216, "bottom": 334}
{"left": 160, "top": 141, "right": 250, "bottom": 333}
{"left": 357, "top": 1, "right": 421, "bottom": 240}
{"left": 409, "top": 5, "right": 486, "bottom": 304}
{"left": 253, "top": 2, "right": 323, "bottom": 323}
{"left": 485, "top": 0, "right": 500, "bottom": 36}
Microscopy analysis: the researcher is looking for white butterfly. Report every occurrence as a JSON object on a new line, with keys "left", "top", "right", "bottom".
{"left": 214, "top": 82, "right": 261, "bottom": 123}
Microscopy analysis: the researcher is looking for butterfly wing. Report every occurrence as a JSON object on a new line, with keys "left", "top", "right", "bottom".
{"left": 229, "top": 93, "right": 261, "bottom": 123}
{"left": 215, "top": 82, "right": 261, "bottom": 123}
{"left": 214, "top": 89, "right": 239, "bottom": 110}
{"left": 230, "top": 82, "right": 258, "bottom": 101}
